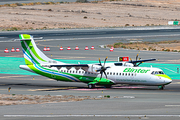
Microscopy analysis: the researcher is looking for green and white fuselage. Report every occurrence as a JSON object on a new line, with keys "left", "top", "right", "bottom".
{"left": 19, "top": 34, "right": 172, "bottom": 89}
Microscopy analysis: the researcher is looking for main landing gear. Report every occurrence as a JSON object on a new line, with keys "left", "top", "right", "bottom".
{"left": 88, "top": 84, "right": 112, "bottom": 89}
{"left": 88, "top": 84, "right": 95, "bottom": 89}
{"left": 104, "top": 85, "right": 112, "bottom": 88}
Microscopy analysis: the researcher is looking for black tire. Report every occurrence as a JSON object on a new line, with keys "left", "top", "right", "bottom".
{"left": 105, "top": 85, "right": 112, "bottom": 88}
{"left": 88, "top": 84, "right": 95, "bottom": 89}
{"left": 159, "top": 85, "right": 164, "bottom": 90}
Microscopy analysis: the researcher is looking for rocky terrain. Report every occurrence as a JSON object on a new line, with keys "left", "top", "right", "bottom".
{"left": 0, "top": 0, "right": 180, "bottom": 30}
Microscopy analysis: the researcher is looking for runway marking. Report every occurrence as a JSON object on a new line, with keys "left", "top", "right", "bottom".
{"left": 27, "top": 86, "right": 147, "bottom": 91}
{"left": 165, "top": 105, "right": 180, "bottom": 107}
{"left": 70, "top": 88, "right": 109, "bottom": 91}
{"left": 0, "top": 75, "right": 26, "bottom": 79}
{"left": 112, "top": 86, "right": 145, "bottom": 89}
{"left": 35, "top": 34, "right": 180, "bottom": 42}
{"left": 31, "top": 86, "right": 145, "bottom": 91}
{"left": 4, "top": 114, "right": 180, "bottom": 117}
{"left": 28, "top": 87, "right": 77, "bottom": 91}
{"left": 164, "top": 68, "right": 177, "bottom": 73}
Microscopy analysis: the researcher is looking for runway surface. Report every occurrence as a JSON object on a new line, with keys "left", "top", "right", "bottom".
{"left": 1, "top": 27, "right": 180, "bottom": 120}
{"left": 1, "top": 74, "right": 180, "bottom": 120}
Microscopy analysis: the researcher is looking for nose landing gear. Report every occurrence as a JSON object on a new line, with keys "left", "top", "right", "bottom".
{"left": 158, "top": 85, "right": 165, "bottom": 90}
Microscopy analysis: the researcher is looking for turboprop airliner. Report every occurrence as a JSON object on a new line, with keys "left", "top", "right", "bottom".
{"left": 19, "top": 34, "right": 172, "bottom": 90}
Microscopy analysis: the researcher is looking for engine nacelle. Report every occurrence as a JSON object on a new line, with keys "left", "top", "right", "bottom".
{"left": 82, "top": 64, "right": 101, "bottom": 73}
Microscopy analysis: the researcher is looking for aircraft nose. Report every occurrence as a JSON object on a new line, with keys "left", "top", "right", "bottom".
{"left": 164, "top": 76, "right": 172, "bottom": 85}
{"left": 166, "top": 79, "right": 172, "bottom": 84}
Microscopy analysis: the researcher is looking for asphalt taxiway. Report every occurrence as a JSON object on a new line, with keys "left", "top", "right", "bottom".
{"left": 1, "top": 27, "right": 180, "bottom": 120}
{"left": 1, "top": 27, "right": 180, "bottom": 62}
{"left": 1, "top": 74, "right": 180, "bottom": 120}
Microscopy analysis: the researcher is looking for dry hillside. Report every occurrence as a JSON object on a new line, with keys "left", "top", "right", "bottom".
{"left": 0, "top": 0, "right": 180, "bottom": 30}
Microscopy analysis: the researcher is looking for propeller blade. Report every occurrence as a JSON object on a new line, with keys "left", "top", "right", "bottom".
{"left": 106, "top": 66, "right": 111, "bottom": 69}
{"left": 96, "top": 69, "right": 101, "bottom": 72}
{"left": 103, "top": 56, "right": 108, "bottom": 66}
{"left": 103, "top": 71, "right": 107, "bottom": 79}
{"left": 136, "top": 54, "right": 139, "bottom": 61}
{"left": 137, "top": 62, "right": 142, "bottom": 66}
{"left": 130, "top": 58, "right": 132, "bottom": 62}
{"left": 99, "top": 58, "right": 102, "bottom": 66}
{"left": 100, "top": 71, "right": 103, "bottom": 80}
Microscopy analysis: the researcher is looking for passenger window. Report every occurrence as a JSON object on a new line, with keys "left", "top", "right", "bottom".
{"left": 110, "top": 72, "right": 112, "bottom": 75}
{"left": 113, "top": 73, "right": 115, "bottom": 75}
{"left": 128, "top": 73, "right": 130, "bottom": 76}
{"left": 125, "top": 73, "right": 127, "bottom": 76}
{"left": 79, "top": 71, "right": 81, "bottom": 73}
{"left": 116, "top": 73, "right": 118, "bottom": 75}
{"left": 107, "top": 72, "right": 109, "bottom": 75}
{"left": 119, "top": 73, "right": 121, "bottom": 76}
{"left": 122, "top": 73, "right": 124, "bottom": 76}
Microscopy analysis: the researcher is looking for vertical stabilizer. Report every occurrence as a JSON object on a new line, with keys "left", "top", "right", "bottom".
{"left": 19, "top": 34, "right": 64, "bottom": 65}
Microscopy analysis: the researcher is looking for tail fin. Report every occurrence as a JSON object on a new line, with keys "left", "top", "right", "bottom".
{"left": 19, "top": 34, "right": 64, "bottom": 65}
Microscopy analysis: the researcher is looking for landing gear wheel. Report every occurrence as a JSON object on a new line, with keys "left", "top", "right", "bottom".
{"left": 105, "top": 85, "right": 112, "bottom": 88}
{"left": 88, "top": 84, "right": 95, "bottom": 89}
{"left": 158, "top": 85, "right": 164, "bottom": 90}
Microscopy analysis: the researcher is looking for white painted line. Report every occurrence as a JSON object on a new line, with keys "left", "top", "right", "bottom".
{"left": 165, "top": 105, "right": 180, "bottom": 107}
{"left": 4, "top": 115, "right": 180, "bottom": 117}
{"left": 0, "top": 37, "right": 6, "bottom": 39}
{"left": 164, "top": 68, "right": 177, "bottom": 73}
{"left": 34, "top": 34, "right": 180, "bottom": 42}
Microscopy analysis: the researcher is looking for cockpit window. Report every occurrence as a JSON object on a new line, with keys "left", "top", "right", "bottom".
{"left": 151, "top": 71, "right": 165, "bottom": 75}
{"left": 158, "top": 71, "right": 164, "bottom": 74}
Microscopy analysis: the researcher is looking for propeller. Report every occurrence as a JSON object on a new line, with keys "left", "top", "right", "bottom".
{"left": 136, "top": 54, "right": 141, "bottom": 61}
{"left": 96, "top": 56, "right": 110, "bottom": 80}
{"left": 133, "top": 54, "right": 142, "bottom": 67}
{"left": 136, "top": 54, "right": 138, "bottom": 61}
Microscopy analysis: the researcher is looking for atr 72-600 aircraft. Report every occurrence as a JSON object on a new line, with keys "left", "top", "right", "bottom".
{"left": 19, "top": 34, "right": 172, "bottom": 90}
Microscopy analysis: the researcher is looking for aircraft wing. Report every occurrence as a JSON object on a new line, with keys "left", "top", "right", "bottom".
{"left": 128, "top": 58, "right": 156, "bottom": 66}
{"left": 129, "top": 58, "right": 156, "bottom": 63}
